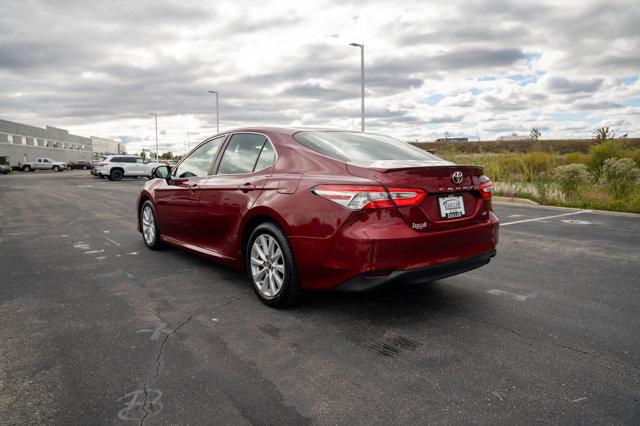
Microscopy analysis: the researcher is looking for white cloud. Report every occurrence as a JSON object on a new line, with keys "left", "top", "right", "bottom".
{"left": 0, "top": 0, "right": 638, "bottom": 151}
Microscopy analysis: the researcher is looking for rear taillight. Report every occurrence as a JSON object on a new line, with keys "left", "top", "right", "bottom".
{"left": 479, "top": 175, "right": 492, "bottom": 199}
{"left": 312, "top": 185, "right": 426, "bottom": 210}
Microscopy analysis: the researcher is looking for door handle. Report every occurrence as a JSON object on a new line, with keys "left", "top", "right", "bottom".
{"left": 189, "top": 183, "right": 199, "bottom": 192}
{"left": 238, "top": 183, "right": 257, "bottom": 192}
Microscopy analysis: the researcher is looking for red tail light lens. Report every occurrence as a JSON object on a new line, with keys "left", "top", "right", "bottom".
{"left": 312, "top": 185, "right": 426, "bottom": 210}
{"left": 479, "top": 176, "right": 492, "bottom": 199}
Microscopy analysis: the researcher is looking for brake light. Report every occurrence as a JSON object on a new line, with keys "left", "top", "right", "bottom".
{"left": 312, "top": 185, "right": 426, "bottom": 210}
{"left": 479, "top": 176, "right": 492, "bottom": 199}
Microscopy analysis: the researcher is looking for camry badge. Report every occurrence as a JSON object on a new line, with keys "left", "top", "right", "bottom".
{"left": 451, "top": 171, "right": 463, "bottom": 184}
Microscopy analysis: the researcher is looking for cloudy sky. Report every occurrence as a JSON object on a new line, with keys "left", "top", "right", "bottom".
{"left": 1, "top": 0, "right": 639, "bottom": 154}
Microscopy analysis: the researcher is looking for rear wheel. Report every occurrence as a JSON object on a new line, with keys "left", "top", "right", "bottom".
{"left": 141, "top": 201, "right": 162, "bottom": 249}
{"left": 246, "top": 223, "right": 302, "bottom": 308}
{"left": 110, "top": 169, "right": 123, "bottom": 181}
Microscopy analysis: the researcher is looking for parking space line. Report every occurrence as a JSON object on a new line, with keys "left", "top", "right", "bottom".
{"left": 501, "top": 210, "right": 591, "bottom": 226}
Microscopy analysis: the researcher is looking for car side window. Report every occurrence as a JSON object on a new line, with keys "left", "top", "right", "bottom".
{"left": 217, "top": 134, "right": 268, "bottom": 175}
{"left": 136, "top": 159, "right": 144, "bottom": 164}
{"left": 173, "top": 136, "right": 225, "bottom": 178}
{"left": 254, "top": 140, "right": 276, "bottom": 171}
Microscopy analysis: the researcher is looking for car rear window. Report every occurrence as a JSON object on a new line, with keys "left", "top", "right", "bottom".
{"left": 293, "top": 131, "right": 443, "bottom": 163}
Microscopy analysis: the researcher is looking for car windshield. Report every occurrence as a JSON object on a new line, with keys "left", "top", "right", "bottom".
{"left": 293, "top": 131, "right": 443, "bottom": 163}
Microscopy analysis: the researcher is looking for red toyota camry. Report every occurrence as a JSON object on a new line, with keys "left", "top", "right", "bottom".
{"left": 137, "top": 128, "right": 498, "bottom": 307}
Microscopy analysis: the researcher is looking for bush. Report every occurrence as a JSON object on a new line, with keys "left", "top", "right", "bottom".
{"left": 555, "top": 164, "right": 590, "bottom": 198}
{"left": 563, "top": 152, "right": 589, "bottom": 165}
{"left": 533, "top": 172, "right": 553, "bottom": 203}
{"left": 521, "top": 152, "right": 555, "bottom": 181}
{"left": 587, "top": 140, "right": 623, "bottom": 177}
{"left": 623, "top": 149, "right": 640, "bottom": 168}
{"left": 601, "top": 158, "right": 640, "bottom": 201}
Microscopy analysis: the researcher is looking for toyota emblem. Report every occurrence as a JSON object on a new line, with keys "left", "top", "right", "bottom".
{"left": 451, "top": 171, "right": 463, "bottom": 184}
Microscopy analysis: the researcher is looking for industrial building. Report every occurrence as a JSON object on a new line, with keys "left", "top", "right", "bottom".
{"left": 0, "top": 118, "right": 124, "bottom": 167}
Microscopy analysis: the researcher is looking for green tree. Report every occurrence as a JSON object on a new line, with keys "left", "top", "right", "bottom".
{"left": 530, "top": 128, "right": 541, "bottom": 140}
{"left": 160, "top": 151, "right": 173, "bottom": 160}
{"left": 592, "top": 126, "right": 614, "bottom": 141}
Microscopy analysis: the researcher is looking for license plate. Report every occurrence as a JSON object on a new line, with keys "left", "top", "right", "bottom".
{"left": 438, "top": 195, "right": 465, "bottom": 219}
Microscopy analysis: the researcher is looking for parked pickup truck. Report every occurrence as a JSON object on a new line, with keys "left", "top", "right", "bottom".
{"left": 19, "top": 158, "right": 67, "bottom": 172}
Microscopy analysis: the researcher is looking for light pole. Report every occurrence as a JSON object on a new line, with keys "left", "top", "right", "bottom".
{"left": 149, "top": 112, "right": 158, "bottom": 161}
{"left": 349, "top": 43, "right": 365, "bottom": 132}
{"left": 207, "top": 90, "right": 219, "bottom": 134}
{"left": 187, "top": 131, "right": 194, "bottom": 153}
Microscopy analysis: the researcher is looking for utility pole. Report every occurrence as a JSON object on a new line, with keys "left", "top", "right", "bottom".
{"left": 149, "top": 113, "right": 158, "bottom": 161}
{"left": 349, "top": 43, "right": 365, "bottom": 132}
{"left": 207, "top": 90, "right": 219, "bottom": 133}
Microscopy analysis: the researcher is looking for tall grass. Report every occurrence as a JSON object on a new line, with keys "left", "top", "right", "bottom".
{"left": 435, "top": 141, "right": 640, "bottom": 214}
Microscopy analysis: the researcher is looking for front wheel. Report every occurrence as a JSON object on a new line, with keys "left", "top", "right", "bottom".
{"left": 246, "top": 223, "right": 302, "bottom": 308}
{"left": 110, "top": 169, "right": 123, "bottom": 181}
{"left": 23, "top": 165, "right": 31, "bottom": 172}
{"left": 140, "top": 201, "right": 162, "bottom": 249}
{"left": 53, "top": 165, "right": 60, "bottom": 172}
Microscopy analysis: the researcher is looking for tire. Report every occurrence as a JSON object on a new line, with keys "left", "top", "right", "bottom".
{"left": 53, "top": 165, "right": 60, "bottom": 172}
{"left": 23, "top": 165, "right": 31, "bottom": 172}
{"left": 246, "top": 222, "right": 302, "bottom": 308}
{"left": 140, "top": 201, "right": 162, "bottom": 250}
{"left": 110, "top": 169, "right": 123, "bottom": 181}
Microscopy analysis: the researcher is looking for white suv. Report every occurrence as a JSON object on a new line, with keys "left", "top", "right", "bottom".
{"left": 95, "top": 155, "right": 162, "bottom": 181}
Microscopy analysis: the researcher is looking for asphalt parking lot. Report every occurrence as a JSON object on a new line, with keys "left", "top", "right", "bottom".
{"left": 1, "top": 170, "right": 639, "bottom": 424}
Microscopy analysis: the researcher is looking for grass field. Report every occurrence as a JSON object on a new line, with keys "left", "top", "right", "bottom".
{"left": 414, "top": 139, "right": 640, "bottom": 213}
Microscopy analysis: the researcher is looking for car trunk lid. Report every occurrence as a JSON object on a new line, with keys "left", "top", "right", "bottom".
{"left": 346, "top": 160, "right": 490, "bottom": 231}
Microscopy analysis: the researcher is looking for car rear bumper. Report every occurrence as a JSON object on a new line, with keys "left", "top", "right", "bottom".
{"left": 290, "top": 210, "right": 499, "bottom": 290}
{"left": 333, "top": 249, "right": 496, "bottom": 292}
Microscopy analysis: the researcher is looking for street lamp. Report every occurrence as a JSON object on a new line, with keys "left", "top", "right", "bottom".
{"left": 207, "top": 90, "right": 220, "bottom": 134}
{"left": 149, "top": 112, "right": 158, "bottom": 161}
{"left": 187, "top": 131, "right": 194, "bottom": 153}
{"left": 349, "top": 42, "right": 365, "bottom": 132}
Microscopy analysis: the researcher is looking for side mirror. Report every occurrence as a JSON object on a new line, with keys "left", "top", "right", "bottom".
{"left": 152, "top": 165, "right": 171, "bottom": 180}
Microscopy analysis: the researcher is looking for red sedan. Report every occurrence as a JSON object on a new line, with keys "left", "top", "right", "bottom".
{"left": 138, "top": 128, "right": 498, "bottom": 307}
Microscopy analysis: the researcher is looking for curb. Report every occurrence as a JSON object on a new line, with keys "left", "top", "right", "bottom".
{"left": 493, "top": 196, "right": 539, "bottom": 205}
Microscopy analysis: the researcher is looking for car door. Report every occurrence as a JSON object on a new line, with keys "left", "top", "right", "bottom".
{"left": 195, "top": 133, "right": 277, "bottom": 257}
{"left": 134, "top": 158, "right": 146, "bottom": 176}
{"left": 154, "top": 136, "right": 226, "bottom": 243}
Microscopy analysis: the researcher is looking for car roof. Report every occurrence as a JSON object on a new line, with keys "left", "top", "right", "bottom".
{"left": 219, "top": 126, "right": 348, "bottom": 137}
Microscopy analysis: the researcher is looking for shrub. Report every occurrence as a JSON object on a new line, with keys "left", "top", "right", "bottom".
{"left": 623, "top": 149, "right": 640, "bottom": 168}
{"left": 533, "top": 172, "right": 553, "bottom": 203}
{"left": 563, "top": 152, "right": 589, "bottom": 165}
{"left": 601, "top": 158, "right": 640, "bottom": 201}
{"left": 555, "top": 164, "right": 590, "bottom": 198}
{"left": 587, "top": 140, "right": 622, "bottom": 177}
{"left": 521, "top": 152, "right": 555, "bottom": 181}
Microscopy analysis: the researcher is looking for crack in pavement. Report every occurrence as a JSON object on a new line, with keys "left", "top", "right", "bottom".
{"left": 136, "top": 296, "right": 244, "bottom": 425}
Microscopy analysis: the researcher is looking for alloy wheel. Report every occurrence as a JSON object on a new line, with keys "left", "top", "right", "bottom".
{"left": 142, "top": 205, "right": 156, "bottom": 245}
{"left": 250, "top": 234, "right": 285, "bottom": 297}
